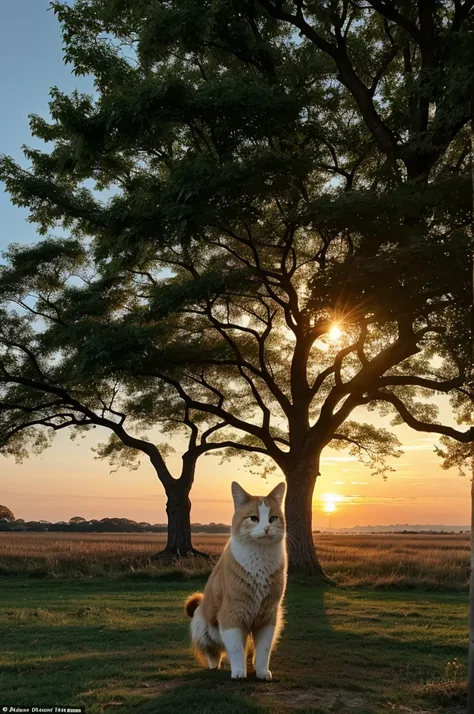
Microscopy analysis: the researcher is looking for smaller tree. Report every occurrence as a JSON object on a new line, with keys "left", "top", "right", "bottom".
{"left": 0, "top": 505, "right": 15, "bottom": 521}
{"left": 0, "top": 239, "right": 234, "bottom": 557}
{"left": 69, "top": 516, "right": 87, "bottom": 523}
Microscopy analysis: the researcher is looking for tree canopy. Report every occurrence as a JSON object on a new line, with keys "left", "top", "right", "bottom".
{"left": 0, "top": 505, "right": 15, "bottom": 521}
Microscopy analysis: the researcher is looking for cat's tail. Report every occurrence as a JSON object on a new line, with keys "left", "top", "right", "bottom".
{"left": 185, "top": 592, "right": 203, "bottom": 618}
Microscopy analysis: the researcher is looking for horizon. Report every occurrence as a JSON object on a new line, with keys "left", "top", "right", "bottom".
{"left": 0, "top": 1, "right": 470, "bottom": 531}
{"left": 3, "top": 512, "right": 470, "bottom": 530}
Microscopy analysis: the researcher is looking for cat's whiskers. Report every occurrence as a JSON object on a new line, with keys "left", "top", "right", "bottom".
{"left": 284, "top": 532, "right": 300, "bottom": 547}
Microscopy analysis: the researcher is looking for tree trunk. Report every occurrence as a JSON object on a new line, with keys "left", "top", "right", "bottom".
{"left": 284, "top": 461, "right": 329, "bottom": 580}
{"left": 164, "top": 486, "right": 193, "bottom": 556}
{"left": 153, "top": 478, "right": 208, "bottom": 559}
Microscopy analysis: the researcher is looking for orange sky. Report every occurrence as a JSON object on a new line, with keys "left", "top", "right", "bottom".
{"left": 1, "top": 396, "right": 470, "bottom": 528}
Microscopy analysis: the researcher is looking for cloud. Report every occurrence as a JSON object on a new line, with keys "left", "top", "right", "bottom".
{"left": 403, "top": 444, "right": 438, "bottom": 452}
{"left": 321, "top": 456, "right": 358, "bottom": 463}
{"left": 1, "top": 490, "right": 231, "bottom": 505}
{"left": 350, "top": 481, "right": 369, "bottom": 485}
{"left": 333, "top": 481, "right": 345, "bottom": 485}
{"left": 350, "top": 496, "right": 419, "bottom": 504}
{"left": 405, "top": 436, "right": 441, "bottom": 444}
{"left": 1, "top": 490, "right": 167, "bottom": 503}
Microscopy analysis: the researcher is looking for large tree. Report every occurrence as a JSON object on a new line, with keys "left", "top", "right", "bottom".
{"left": 1, "top": 0, "right": 474, "bottom": 575}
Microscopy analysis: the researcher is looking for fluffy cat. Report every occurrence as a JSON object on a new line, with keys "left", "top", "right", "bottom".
{"left": 185, "top": 480, "right": 287, "bottom": 680}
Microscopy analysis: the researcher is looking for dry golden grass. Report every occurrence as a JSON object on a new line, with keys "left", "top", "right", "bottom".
{"left": 0, "top": 531, "right": 470, "bottom": 589}
{"left": 316, "top": 533, "right": 471, "bottom": 590}
{"left": 0, "top": 532, "right": 221, "bottom": 578}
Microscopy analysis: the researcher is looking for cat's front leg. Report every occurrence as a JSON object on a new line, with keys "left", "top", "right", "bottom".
{"left": 253, "top": 624, "right": 275, "bottom": 680}
{"left": 220, "top": 627, "right": 247, "bottom": 679}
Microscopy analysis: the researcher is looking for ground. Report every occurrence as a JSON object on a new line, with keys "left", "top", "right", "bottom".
{"left": 0, "top": 576, "right": 467, "bottom": 714}
{"left": 0, "top": 532, "right": 469, "bottom": 589}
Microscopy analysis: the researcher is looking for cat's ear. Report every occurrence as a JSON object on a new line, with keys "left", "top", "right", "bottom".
{"left": 231, "top": 481, "right": 251, "bottom": 510}
{"left": 267, "top": 481, "right": 286, "bottom": 505}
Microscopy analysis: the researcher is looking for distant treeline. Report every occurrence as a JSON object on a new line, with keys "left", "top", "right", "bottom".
{"left": 0, "top": 519, "right": 466, "bottom": 536}
{"left": 0, "top": 518, "right": 231, "bottom": 534}
{"left": 326, "top": 528, "right": 471, "bottom": 535}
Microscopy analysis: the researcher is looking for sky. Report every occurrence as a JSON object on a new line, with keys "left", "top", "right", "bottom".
{"left": 0, "top": 2, "right": 470, "bottom": 529}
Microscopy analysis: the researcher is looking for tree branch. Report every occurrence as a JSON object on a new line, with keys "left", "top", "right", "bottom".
{"left": 0, "top": 373, "right": 175, "bottom": 487}
{"left": 366, "top": 1, "right": 423, "bottom": 43}
{"left": 377, "top": 375, "right": 463, "bottom": 391}
{"left": 370, "top": 389, "right": 474, "bottom": 442}
{"left": 257, "top": 0, "right": 399, "bottom": 156}
{"left": 451, "top": 0, "right": 474, "bottom": 31}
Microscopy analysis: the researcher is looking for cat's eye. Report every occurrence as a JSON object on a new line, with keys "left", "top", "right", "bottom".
{"left": 269, "top": 516, "right": 278, "bottom": 523}
{"left": 248, "top": 516, "right": 259, "bottom": 523}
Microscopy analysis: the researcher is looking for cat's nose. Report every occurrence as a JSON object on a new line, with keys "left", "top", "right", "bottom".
{"left": 264, "top": 526, "right": 270, "bottom": 534}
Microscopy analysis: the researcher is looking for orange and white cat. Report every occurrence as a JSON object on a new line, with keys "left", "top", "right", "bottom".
{"left": 185, "top": 481, "right": 287, "bottom": 680}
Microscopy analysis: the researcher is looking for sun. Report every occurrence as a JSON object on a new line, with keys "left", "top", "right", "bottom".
{"left": 328, "top": 324, "right": 342, "bottom": 341}
{"left": 324, "top": 499, "right": 336, "bottom": 513}
{"left": 322, "top": 493, "right": 342, "bottom": 513}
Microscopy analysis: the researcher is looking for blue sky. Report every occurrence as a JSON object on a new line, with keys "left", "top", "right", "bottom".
{"left": 0, "top": 0, "right": 92, "bottom": 252}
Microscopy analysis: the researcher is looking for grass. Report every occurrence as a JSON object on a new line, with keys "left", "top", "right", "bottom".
{"left": 0, "top": 532, "right": 470, "bottom": 590}
{"left": 0, "top": 577, "right": 467, "bottom": 714}
{"left": 0, "top": 535, "right": 469, "bottom": 712}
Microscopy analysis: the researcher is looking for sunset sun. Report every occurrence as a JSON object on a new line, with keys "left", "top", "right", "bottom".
{"left": 328, "top": 324, "right": 342, "bottom": 341}
{"left": 322, "top": 493, "right": 343, "bottom": 513}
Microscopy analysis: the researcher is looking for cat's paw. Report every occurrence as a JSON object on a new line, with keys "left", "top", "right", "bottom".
{"left": 256, "top": 669, "right": 272, "bottom": 681}
{"left": 231, "top": 669, "right": 247, "bottom": 680}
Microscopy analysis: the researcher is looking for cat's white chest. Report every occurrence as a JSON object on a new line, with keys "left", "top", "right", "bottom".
{"left": 230, "top": 538, "right": 283, "bottom": 591}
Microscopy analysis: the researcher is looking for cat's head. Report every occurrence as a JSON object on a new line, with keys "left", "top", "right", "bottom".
{"left": 230, "top": 481, "right": 286, "bottom": 545}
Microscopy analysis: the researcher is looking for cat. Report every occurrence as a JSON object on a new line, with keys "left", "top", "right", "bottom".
{"left": 185, "top": 480, "right": 287, "bottom": 680}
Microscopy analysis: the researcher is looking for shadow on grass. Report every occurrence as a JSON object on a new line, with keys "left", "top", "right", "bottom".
{"left": 0, "top": 620, "right": 188, "bottom": 654}
{"left": 0, "top": 578, "right": 468, "bottom": 713}
{"left": 132, "top": 681, "right": 269, "bottom": 714}
{"left": 273, "top": 584, "right": 467, "bottom": 702}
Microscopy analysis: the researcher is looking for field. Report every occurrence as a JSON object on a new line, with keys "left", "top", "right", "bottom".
{"left": 0, "top": 532, "right": 470, "bottom": 590}
{"left": 0, "top": 533, "right": 469, "bottom": 714}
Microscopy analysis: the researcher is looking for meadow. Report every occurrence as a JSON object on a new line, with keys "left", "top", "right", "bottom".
{"left": 0, "top": 533, "right": 469, "bottom": 713}
{"left": 0, "top": 531, "right": 470, "bottom": 590}
{"left": 0, "top": 577, "right": 467, "bottom": 714}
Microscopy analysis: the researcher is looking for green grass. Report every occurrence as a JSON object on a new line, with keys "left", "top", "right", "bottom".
{"left": 0, "top": 578, "right": 468, "bottom": 714}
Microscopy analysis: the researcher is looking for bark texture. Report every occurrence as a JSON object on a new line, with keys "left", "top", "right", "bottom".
{"left": 284, "top": 462, "right": 328, "bottom": 579}
{"left": 164, "top": 485, "right": 194, "bottom": 556}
